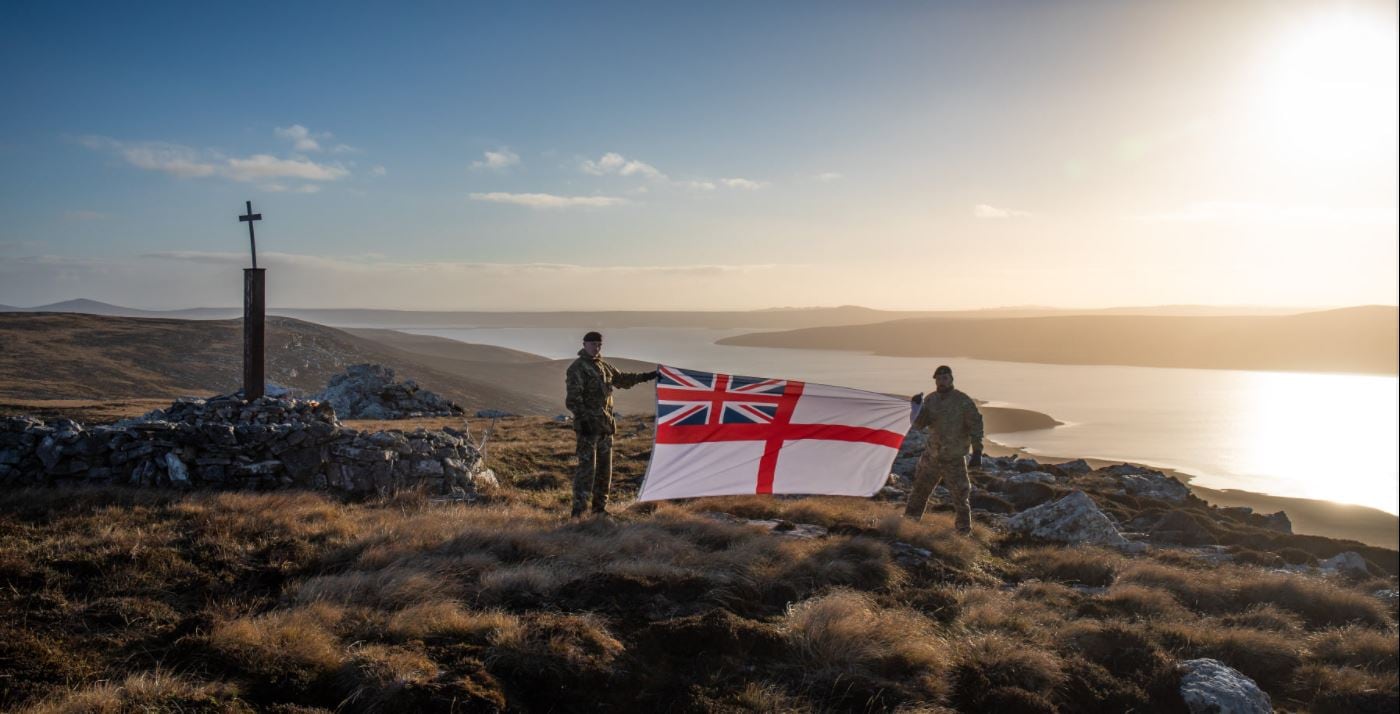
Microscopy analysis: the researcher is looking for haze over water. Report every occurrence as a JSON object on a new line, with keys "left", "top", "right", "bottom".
{"left": 411, "top": 326, "right": 1400, "bottom": 516}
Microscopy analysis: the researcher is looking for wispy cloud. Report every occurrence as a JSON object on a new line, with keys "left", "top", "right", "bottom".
{"left": 226, "top": 154, "right": 349, "bottom": 182}
{"left": 812, "top": 172, "right": 843, "bottom": 182}
{"left": 370, "top": 165, "right": 387, "bottom": 177}
{"left": 973, "top": 203, "right": 1032, "bottom": 219}
{"left": 580, "top": 152, "right": 666, "bottom": 180}
{"left": 721, "top": 177, "right": 769, "bottom": 190}
{"left": 274, "top": 124, "right": 332, "bottom": 152}
{"left": 80, "top": 136, "right": 216, "bottom": 178}
{"left": 1132, "top": 202, "right": 1399, "bottom": 227}
{"left": 79, "top": 135, "right": 351, "bottom": 184}
{"left": 468, "top": 192, "right": 626, "bottom": 208}
{"left": 261, "top": 183, "right": 322, "bottom": 194}
{"left": 471, "top": 147, "right": 521, "bottom": 171}
{"left": 682, "top": 180, "right": 717, "bottom": 191}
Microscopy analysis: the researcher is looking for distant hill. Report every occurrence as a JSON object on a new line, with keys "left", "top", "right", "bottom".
{"left": 719, "top": 306, "right": 1400, "bottom": 375}
{"left": 5, "top": 299, "right": 1308, "bottom": 329}
{"left": 0, "top": 313, "right": 658, "bottom": 415}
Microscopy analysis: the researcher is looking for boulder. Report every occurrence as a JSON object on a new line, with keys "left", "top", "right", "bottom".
{"left": 1008, "top": 471, "right": 1056, "bottom": 484}
{"left": 1319, "top": 551, "right": 1371, "bottom": 577}
{"left": 314, "top": 364, "right": 463, "bottom": 420}
{"left": 1006, "top": 490, "right": 1131, "bottom": 548}
{"left": 1055, "top": 458, "right": 1092, "bottom": 474}
{"left": 1178, "top": 658, "right": 1272, "bottom": 714}
{"left": 1261, "top": 511, "right": 1292, "bottom": 534}
{"left": 1118, "top": 471, "right": 1191, "bottom": 503}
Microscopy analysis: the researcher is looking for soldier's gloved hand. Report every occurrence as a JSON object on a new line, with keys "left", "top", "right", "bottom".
{"left": 646, "top": 370, "right": 660, "bottom": 381}
{"left": 968, "top": 449, "right": 983, "bottom": 469}
{"left": 910, "top": 393, "right": 923, "bottom": 405}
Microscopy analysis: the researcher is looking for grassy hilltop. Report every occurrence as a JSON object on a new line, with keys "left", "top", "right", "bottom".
{"left": 2, "top": 415, "right": 1397, "bottom": 713}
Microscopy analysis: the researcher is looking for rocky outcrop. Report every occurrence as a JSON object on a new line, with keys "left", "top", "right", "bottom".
{"left": 1006, "top": 490, "right": 1132, "bottom": 548}
{"left": 1117, "top": 470, "right": 1192, "bottom": 503}
{"left": 313, "top": 364, "right": 463, "bottom": 420}
{"left": 1320, "top": 551, "right": 1372, "bottom": 577}
{"left": 1178, "top": 658, "right": 1272, "bottom": 713}
{"left": 0, "top": 394, "right": 491, "bottom": 497}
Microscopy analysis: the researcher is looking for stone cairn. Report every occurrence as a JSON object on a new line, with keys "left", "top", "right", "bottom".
{"left": 314, "top": 364, "right": 464, "bottom": 420}
{"left": 0, "top": 394, "right": 495, "bottom": 497}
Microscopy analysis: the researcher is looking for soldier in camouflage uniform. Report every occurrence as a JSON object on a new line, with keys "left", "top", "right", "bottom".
{"left": 905, "top": 364, "right": 984, "bottom": 533}
{"left": 565, "top": 331, "right": 658, "bottom": 518}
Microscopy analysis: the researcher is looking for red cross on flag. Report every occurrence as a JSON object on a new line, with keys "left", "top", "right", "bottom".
{"left": 637, "top": 365, "right": 912, "bottom": 501}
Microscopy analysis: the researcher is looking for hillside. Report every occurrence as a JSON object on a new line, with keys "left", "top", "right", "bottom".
{"left": 7, "top": 299, "right": 1307, "bottom": 328}
{"left": 719, "top": 307, "right": 1400, "bottom": 375}
{"left": 0, "top": 313, "right": 656, "bottom": 416}
{"left": 1, "top": 416, "right": 1395, "bottom": 712}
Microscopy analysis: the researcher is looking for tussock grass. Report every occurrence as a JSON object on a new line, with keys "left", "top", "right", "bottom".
{"left": 1294, "top": 663, "right": 1400, "bottom": 713}
{"left": 2, "top": 419, "right": 1396, "bottom": 712}
{"left": 1011, "top": 545, "right": 1123, "bottom": 587}
{"left": 950, "top": 634, "right": 1064, "bottom": 712}
{"left": 385, "top": 601, "right": 522, "bottom": 644}
{"left": 1235, "top": 572, "right": 1392, "bottom": 628}
{"left": 783, "top": 589, "right": 950, "bottom": 703}
{"left": 1154, "top": 622, "right": 1303, "bottom": 694}
{"left": 207, "top": 602, "right": 348, "bottom": 689}
{"left": 1307, "top": 626, "right": 1400, "bottom": 672}
{"left": 20, "top": 671, "right": 243, "bottom": 714}
{"left": 1090, "top": 583, "right": 1192, "bottom": 621}
{"left": 958, "top": 589, "right": 1067, "bottom": 644}
{"left": 1218, "top": 603, "right": 1306, "bottom": 633}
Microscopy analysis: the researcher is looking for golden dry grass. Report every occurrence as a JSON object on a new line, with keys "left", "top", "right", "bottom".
{"left": 1, "top": 419, "right": 1395, "bottom": 712}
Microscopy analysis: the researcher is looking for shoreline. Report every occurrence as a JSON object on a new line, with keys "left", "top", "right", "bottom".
{"left": 979, "top": 434, "right": 1399, "bottom": 551}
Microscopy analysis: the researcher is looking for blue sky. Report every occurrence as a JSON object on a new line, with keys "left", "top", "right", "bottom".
{"left": 2, "top": 0, "right": 1397, "bottom": 309}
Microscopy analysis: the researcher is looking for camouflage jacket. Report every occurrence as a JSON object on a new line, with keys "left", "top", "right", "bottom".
{"left": 912, "top": 388, "right": 984, "bottom": 459}
{"left": 565, "top": 350, "right": 653, "bottom": 434}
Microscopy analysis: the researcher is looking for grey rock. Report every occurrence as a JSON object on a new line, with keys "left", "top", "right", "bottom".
{"left": 1008, "top": 471, "right": 1056, "bottom": 485}
{"left": 1319, "top": 551, "right": 1370, "bottom": 577}
{"left": 1006, "top": 490, "right": 1131, "bottom": 548}
{"left": 1261, "top": 511, "right": 1292, "bottom": 534}
{"left": 1178, "top": 658, "right": 1272, "bottom": 714}
{"left": 1055, "top": 458, "right": 1093, "bottom": 474}
{"left": 1119, "top": 471, "right": 1191, "bottom": 503}
{"left": 163, "top": 452, "right": 190, "bottom": 484}
{"left": 470, "top": 467, "right": 499, "bottom": 491}
{"left": 475, "top": 409, "right": 514, "bottom": 419}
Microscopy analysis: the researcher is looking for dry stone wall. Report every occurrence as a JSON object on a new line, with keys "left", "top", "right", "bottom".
{"left": 0, "top": 395, "right": 494, "bottom": 497}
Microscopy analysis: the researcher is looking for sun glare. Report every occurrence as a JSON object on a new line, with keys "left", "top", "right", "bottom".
{"left": 1251, "top": 8, "right": 1400, "bottom": 161}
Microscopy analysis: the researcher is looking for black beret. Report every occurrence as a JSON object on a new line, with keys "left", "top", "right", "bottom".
{"left": 934, "top": 365, "right": 953, "bottom": 377}
{"left": 583, "top": 331, "right": 603, "bottom": 342}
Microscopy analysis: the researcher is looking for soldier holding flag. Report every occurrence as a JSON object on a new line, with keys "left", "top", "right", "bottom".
{"left": 905, "top": 365, "right": 984, "bottom": 533}
{"left": 565, "top": 331, "right": 658, "bottom": 518}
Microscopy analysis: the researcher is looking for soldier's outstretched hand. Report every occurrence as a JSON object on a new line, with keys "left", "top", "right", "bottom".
{"left": 910, "top": 393, "right": 923, "bottom": 405}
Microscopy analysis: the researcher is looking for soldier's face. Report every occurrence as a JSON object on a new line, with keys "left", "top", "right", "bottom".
{"left": 583, "top": 340, "right": 602, "bottom": 357}
{"left": 934, "top": 373, "right": 954, "bottom": 391}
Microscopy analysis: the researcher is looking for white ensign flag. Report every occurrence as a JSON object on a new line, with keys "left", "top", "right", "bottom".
{"left": 637, "top": 365, "right": 911, "bottom": 501}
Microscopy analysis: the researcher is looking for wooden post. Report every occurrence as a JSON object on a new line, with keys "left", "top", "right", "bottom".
{"left": 243, "top": 268, "right": 266, "bottom": 400}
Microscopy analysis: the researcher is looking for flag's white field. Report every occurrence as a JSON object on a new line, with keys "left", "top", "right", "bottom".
{"left": 637, "top": 365, "right": 911, "bottom": 501}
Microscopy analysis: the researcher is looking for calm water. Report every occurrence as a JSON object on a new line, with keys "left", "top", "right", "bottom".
{"left": 408, "top": 326, "right": 1400, "bottom": 515}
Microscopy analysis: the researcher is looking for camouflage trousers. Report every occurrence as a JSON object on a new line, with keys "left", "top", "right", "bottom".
{"left": 904, "top": 451, "right": 971, "bottom": 530}
{"left": 572, "top": 432, "right": 614, "bottom": 515}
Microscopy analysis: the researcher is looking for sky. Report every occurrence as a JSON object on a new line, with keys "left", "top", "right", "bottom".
{"left": 2, "top": 0, "right": 1397, "bottom": 311}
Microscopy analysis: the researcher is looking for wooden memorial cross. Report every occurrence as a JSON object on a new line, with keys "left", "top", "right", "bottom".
{"left": 238, "top": 201, "right": 266, "bottom": 400}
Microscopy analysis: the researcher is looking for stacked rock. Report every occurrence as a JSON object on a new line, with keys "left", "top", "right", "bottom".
{"left": 313, "top": 364, "right": 464, "bottom": 420}
{"left": 0, "top": 395, "right": 494, "bottom": 498}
